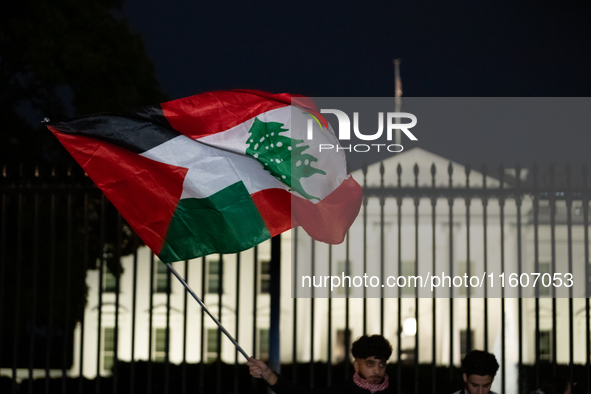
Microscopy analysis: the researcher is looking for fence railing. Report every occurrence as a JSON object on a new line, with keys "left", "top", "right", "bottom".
{"left": 1, "top": 161, "right": 590, "bottom": 394}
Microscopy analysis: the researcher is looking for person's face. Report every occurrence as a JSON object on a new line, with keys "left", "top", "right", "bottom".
{"left": 354, "top": 356, "right": 387, "bottom": 384}
{"left": 463, "top": 373, "right": 494, "bottom": 394}
{"left": 564, "top": 382, "right": 572, "bottom": 394}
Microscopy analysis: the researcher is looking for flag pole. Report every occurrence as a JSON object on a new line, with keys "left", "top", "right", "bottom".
{"left": 165, "top": 262, "right": 250, "bottom": 360}
{"left": 393, "top": 58, "right": 402, "bottom": 146}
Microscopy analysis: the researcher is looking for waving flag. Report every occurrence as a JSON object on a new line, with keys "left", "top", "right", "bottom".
{"left": 46, "top": 90, "right": 362, "bottom": 263}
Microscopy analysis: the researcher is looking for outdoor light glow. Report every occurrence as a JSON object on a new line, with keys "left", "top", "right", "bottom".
{"left": 403, "top": 318, "right": 417, "bottom": 336}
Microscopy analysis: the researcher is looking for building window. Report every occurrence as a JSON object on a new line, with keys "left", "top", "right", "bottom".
{"left": 102, "top": 327, "right": 115, "bottom": 371}
{"left": 400, "top": 317, "right": 416, "bottom": 364}
{"left": 335, "top": 329, "right": 351, "bottom": 362}
{"left": 458, "top": 262, "right": 475, "bottom": 296}
{"left": 336, "top": 261, "right": 349, "bottom": 295}
{"left": 260, "top": 260, "right": 271, "bottom": 294}
{"left": 207, "top": 260, "right": 221, "bottom": 294}
{"left": 401, "top": 261, "right": 415, "bottom": 296}
{"left": 539, "top": 330, "right": 551, "bottom": 361}
{"left": 103, "top": 268, "right": 117, "bottom": 293}
{"left": 207, "top": 328, "right": 219, "bottom": 362}
{"left": 538, "top": 262, "right": 551, "bottom": 296}
{"left": 154, "top": 328, "right": 168, "bottom": 362}
{"left": 155, "top": 261, "right": 169, "bottom": 293}
{"left": 259, "top": 328, "right": 270, "bottom": 361}
{"left": 460, "top": 329, "right": 474, "bottom": 359}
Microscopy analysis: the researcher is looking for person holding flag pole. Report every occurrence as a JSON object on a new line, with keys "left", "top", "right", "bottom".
{"left": 247, "top": 335, "right": 394, "bottom": 393}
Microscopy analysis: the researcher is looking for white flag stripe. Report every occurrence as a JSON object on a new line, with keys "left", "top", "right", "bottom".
{"left": 289, "top": 108, "right": 349, "bottom": 200}
{"left": 140, "top": 134, "right": 286, "bottom": 199}
{"left": 140, "top": 104, "right": 347, "bottom": 202}
{"left": 197, "top": 106, "right": 290, "bottom": 153}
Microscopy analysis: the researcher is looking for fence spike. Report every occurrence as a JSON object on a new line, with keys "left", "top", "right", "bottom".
{"left": 447, "top": 162, "right": 453, "bottom": 190}
{"left": 431, "top": 163, "right": 436, "bottom": 189}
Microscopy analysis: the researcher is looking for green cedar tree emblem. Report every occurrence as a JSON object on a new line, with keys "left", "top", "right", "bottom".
{"left": 246, "top": 117, "right": 326, "bottom": 200}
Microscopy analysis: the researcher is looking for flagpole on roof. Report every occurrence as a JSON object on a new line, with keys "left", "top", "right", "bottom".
{"left": 393, "top": 58, "right": 403, "bottom": 146}
{"left": 165, "top": 262, "right": 250, "bottom": 360}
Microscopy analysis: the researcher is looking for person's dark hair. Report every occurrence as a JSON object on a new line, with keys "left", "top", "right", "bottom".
{"left": 351, "top": 335, "right": 392, "bottom": 361}
{"left": 461, "top": 350, "right": 499, "bottom": 377}
{"left": 540, "top": 376, "right": 570, "bottom": 394}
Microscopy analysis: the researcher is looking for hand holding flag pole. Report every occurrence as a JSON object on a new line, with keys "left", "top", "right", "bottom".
{"left": 165, "top": 262, "right": 250, "bottom": 360}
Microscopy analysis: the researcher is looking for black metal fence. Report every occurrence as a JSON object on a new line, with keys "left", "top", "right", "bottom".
{"left": 1, "top": 161, "right": 590, "bottom": 394}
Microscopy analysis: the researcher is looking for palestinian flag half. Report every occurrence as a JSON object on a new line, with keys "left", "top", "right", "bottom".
{"left": 46, "top": 90, "right": 362, "bottom": 263}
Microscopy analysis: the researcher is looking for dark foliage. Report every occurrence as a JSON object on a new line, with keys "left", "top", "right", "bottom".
{"left": 0, "top": 165, "right": 141, "bottom": 368}
{"left": 0, "top": 0, "right": 167, "bottom": 167}
{"left": 1, "top": 0, "right": 165, "bottom": 369}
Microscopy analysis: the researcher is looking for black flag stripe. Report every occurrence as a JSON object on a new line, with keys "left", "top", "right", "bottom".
{"left": 47, "top": 105, "right": 181, "bottom": 154}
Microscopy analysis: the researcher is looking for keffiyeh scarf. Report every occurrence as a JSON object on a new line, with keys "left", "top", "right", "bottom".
{"left": 353, "top": 372, "right": 389, "bottom": 393}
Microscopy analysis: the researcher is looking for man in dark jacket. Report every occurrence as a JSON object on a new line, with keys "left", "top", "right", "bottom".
{"left": 247, "top": 334, "right": 394, "bottom": 393}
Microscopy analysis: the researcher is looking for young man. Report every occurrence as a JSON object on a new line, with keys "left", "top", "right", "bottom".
{"left": 453, "top": 350, "right": 500, "bottom": 394}
{"left": 247, "top": 334, "right": 394, "bottom": 393}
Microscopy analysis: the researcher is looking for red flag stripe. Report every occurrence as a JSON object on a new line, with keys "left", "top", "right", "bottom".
{"left": 251, "top": 176, "right": 362, "bottom": 244}
{"left": 250, "top": 188, "right": 292, "bottom": 237}
{"left": 161, "top": 90, "right": 300, "bottom": 140}
{"left": 291, "top": 176, "right": 362, "bottom": 244}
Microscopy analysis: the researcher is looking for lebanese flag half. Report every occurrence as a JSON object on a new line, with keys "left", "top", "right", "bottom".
{"left": 46, "top": 90, "right": 362, "bottom": 263}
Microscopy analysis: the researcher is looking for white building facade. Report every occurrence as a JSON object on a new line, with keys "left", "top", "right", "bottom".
{"left": 53, "top": 148, "right": 590, "bottom": 392}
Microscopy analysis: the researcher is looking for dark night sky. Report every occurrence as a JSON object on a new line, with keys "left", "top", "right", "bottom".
{"left": 120, "top": 1, "right": 591, "bottom": 172}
